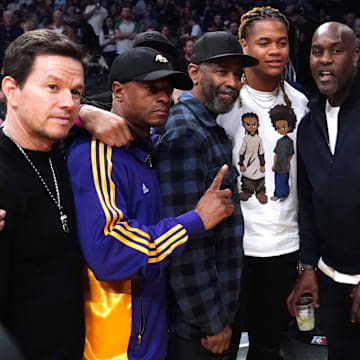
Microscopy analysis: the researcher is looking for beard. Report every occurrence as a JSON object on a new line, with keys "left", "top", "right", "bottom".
{"left": 200, "top": 77, "right": 239, "bottom": 114}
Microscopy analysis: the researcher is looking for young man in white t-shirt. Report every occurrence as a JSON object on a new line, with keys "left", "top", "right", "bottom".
{"left": 217, "top": 7, "right": 308, "bottom": 360}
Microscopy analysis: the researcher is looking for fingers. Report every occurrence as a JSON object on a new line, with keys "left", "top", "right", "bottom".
{"left": 350, "top": 285, "right": 360, "bottom": 323}
{"left": 0, "top": 209, "right": 6, "bottom": 232}
{"left": 208, "top": 164, "right": 228, "bottom": 192}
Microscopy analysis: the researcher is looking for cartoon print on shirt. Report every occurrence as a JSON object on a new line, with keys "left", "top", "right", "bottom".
{"left": 269, "top": 105, "right": 297, "bottom": 202}
{"left": 238, "top": 113, "right": 268, "bottom": 204}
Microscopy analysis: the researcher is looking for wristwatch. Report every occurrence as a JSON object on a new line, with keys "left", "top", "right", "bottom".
{"left": 298, "top": 262, "right": 317, "bottom": 273}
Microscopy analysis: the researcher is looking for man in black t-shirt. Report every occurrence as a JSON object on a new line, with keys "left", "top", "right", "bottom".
{"left": 0, "top": 29, "right": 86, "bottom": 360}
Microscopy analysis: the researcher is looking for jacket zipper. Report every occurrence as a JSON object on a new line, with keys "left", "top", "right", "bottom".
{"left": 137, "top": 295, "right": 145, "bottom": 344}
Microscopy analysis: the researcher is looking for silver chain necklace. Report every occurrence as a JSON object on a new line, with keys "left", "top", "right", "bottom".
{"left": 2, "top": 128, "right": 69, "bottom": 234}
{"left": 245, "top": 84, "right": 281, "bottom": 109}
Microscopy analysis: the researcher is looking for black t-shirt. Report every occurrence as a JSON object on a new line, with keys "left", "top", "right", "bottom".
{"left": 273, "top": 135, "right": 294, "bottom": 174}
{"left": 0, "top": 132, "right": 84, "bottom": 359}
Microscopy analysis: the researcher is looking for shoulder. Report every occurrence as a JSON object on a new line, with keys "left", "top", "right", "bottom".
{"left": 284, "top": 82, "right": 308, "bottom": 107}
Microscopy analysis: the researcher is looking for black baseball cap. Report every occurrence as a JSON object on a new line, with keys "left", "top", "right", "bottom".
{"left": 108, "top": 47, "right": 193, "bottom": 90}
{"left": 133, "top": 31, "right": 178, "bottom": 59}
{"left": 190, "top": 31, "right": 258, "bottom": 67}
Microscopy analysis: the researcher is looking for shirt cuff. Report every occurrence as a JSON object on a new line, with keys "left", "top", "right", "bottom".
{"left": 176, "top": 210, "right": 205, "bottom": 239}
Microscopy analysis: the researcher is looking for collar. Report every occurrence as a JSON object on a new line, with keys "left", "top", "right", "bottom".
{"left": 178, "top": 91, "right": 218, "bottom": 128}
{"left": 127, "top": 135, "right": 157, "bottom": 166}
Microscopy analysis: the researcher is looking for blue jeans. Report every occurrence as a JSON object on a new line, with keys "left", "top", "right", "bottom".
{"left": 274, "top": 173, "right": 289, "bottom": 198}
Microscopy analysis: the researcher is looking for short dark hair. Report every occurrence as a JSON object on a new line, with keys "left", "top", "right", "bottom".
{"left": 242, "top": 112, "right": 259, "bottom": 134}
{"left": 269, "top": 105, "right": 296, "bottom": 133}
{"left": 3, "top": 29, "right": 86, "bottom": 88}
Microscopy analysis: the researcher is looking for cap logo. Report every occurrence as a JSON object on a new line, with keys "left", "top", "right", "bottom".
{"left": 155, "top": 54, "right": 168, "bottom": 64}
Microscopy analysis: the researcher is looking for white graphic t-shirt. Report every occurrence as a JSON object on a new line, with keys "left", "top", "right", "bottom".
{"left": 218, "top": 82, "right": 308, "bottom": 257}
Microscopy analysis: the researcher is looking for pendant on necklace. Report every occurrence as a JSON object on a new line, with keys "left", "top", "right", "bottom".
{"left": 60, "top": 210, "right": 69, "bottom": 234}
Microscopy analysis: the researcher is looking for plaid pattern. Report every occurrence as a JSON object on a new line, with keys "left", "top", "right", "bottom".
{"left": 154, "top": 92, "right": 244, "bottom": 339}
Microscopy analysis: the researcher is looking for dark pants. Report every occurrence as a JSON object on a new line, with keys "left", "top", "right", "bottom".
{"left": 166, "top": 328, "right": 241, "bottom": 360}
{"left": 241, "top": 176, "right": 266, "bottom": 196}
{"left": 237, "top": 252, "right": 298, "bottom": 360}
{"left": 318, "top": 272, "right": 360, "bottom": 360}
{"left": 273, "top": 173, "right": 289, "bottom": 198}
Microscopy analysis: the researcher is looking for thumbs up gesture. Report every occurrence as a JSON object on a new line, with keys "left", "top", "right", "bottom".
{"left": 195, "top": 165, "right": 235, "bottom": 230}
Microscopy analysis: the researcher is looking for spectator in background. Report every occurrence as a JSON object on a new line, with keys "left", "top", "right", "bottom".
{"left": 209, "top": 13, "right": 224, "bottom": 31}
{"left": 99, "top": 16, "right": 117, "bottom": 68}
{"left": 173, "top": 35, "right": 193, "bottom": 73}
{"left": 114, "top": 5, "right": 139, "bottom": 55}
{"left": 228, "top": 21, "right": 239, "bottom": 40}
{"left": 72, "top": 7, "right": 98, "bottom": 53}
{"left": 84, "top": 0, "right": 108, "bottom": 37}
{"left": 0, "top": 10, "right": 23, "bottom": 66}
{"left": 48, "top": 10, "right": 75, "bottom": 41}
{"left": 189, "top": 14, "right": 202, "bottom": 38}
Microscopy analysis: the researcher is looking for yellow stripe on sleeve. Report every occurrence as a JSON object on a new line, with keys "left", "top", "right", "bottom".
{"left": 91, "top": 138, "right": 113, "bottom": 235}
{"left": 149, "top": 236, "right": 189, "bottom": 263}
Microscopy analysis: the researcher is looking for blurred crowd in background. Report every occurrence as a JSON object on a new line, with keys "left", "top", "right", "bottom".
{"left": 0, "top": 0, "right": 359, "bottom": 110}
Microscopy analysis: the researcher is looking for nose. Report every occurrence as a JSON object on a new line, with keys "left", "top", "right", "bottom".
{"left": 268, "top": 42, "right": 281, "bottom": 55}
{"left": 59, "top": 89, "right": 76, "bottom": 110}
{"left": 319, "top": 50, "right": 332, "bottom": 65}
{"left": 157, "top": 90, "right": 171, "bottom": 104}
{"left": 225, "top": 72, "right": 241, "bottom": 89}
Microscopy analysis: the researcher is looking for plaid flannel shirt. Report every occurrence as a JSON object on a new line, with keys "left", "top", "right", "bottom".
{"left": 154, "top": 91, "right": 244, "bottom": 339}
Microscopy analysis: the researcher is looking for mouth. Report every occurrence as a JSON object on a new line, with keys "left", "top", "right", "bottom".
{"left": 318, "top": 70, "right": 333, "bottom": 82}
{"left": 153, "top": 109, "right": 169, "bottom": 117}
{"left": 51, "top": 116, "right": 72, "bottom": 123}
{"left": 266, "top": 59, "right": 283, "bottom": 68}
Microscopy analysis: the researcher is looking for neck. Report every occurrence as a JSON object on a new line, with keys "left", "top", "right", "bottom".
{"left": 327, "top": 70, "right": 357, "bottom": 107}
{"left": 4, "top": 114, "right": 53, "bottom": 152}
{"left": 111, "top": 105, "right": 150, "bottom": 141}
{"left": 245, "top": 68, "right": 281, "bottom": 92}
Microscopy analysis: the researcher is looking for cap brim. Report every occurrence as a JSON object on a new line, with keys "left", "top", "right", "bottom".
{"left": 196, "top": 53, "right": 259, "bottom": 67}
{"left": 133, "top": 69, "right": 193, "bottom": 90}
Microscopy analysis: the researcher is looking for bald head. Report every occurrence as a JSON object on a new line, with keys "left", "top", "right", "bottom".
{"left": 313, "top": 22, "right": 356, "bottom": 49}
{"left": 310, "top": 21, "right": 359, "bottom": 106}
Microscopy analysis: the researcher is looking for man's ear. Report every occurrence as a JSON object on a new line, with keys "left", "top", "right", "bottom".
{"left": 240, "top": 38, "right": 248, "bottom": 54}
{"left": 112, "top": 81, "right": 124, "bottom": 101}
{"left": 188, "top": 63, "right": 200, "bottom": 86}
{"left": 353, "top": 47, "right": 360, "bottom": 67}
{"left": 2, "top": 76, "right": 20, "bottom": 107}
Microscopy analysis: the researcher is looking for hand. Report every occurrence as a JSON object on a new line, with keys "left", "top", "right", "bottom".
{"left": 350, "top": 283, "right": 360, "bottom": 323}
{"left": 0, "top": 209, "right": 5, "bottom": 231}
{"left": 201, "top": 325, "right": 232, "bottom": 354}
{"left": 195, "top": 165, "right": 234, "bottom": 230}
{"left": 272, "top": 165, "right": 275, "bottom": 172}
{"left": 287, "top": 269, "right": 319, "bottom": 317}
{"left": 260, "top": 165, "right": 265, "bottom": 173}
{"left": 79, "top": 105, "right": 133, "bottom": 147}
{"left": 240, "top": 165, "right": 246, "bottom": 172}
{"left": 128, "top": 32, "right": 136, "bottom": 40}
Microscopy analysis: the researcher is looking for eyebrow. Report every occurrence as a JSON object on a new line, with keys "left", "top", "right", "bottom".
{"left": 256, "top": 36, "right": 288, "bottom": 41}
{"left": 45, "top": 75, "right": 84, "bottom": 91}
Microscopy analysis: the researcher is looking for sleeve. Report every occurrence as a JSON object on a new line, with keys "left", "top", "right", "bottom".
{"left": 297, "top": 133, "right": 320, "bottom": 266}
{"left": 289, "top": 138, "right": 295, "bottom": 155}
{"left": 98, "top": 31, "right": 107, "bottom": 47}
{"left": 67, "top": 138, "right": 204, "bottom": 282}
{"left": 155, "top": 126, "right": 230, "bottom": 336}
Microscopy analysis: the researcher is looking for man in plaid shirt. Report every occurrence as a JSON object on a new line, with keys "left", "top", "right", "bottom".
{"left": 154, "top": 32, "right": 258, "bottom": 360}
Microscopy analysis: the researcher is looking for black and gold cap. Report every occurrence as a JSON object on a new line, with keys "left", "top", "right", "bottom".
{"left": 108, "top": 47, "right": 193, "bottom": 90}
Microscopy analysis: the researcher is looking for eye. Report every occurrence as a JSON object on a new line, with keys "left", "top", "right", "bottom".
{"left": 311, "top": 48, "right": 322, "bottom": 56}
{"left": 332, "top": 48, "right": 342, "bottom": 54}
{"left": 48, "top": 84, "right": 57, "bottom": 90}
{"left": 279, "top": 40, "right": 288, "bottom": 47}
{"left": 71, "top": 89, "right": 82, "bottom": 97}
{"left": 216, "top": 69, "right": 226, "bottom": 76}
